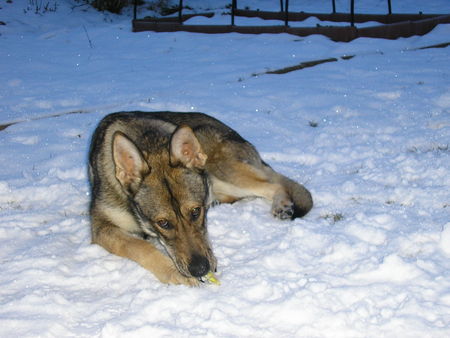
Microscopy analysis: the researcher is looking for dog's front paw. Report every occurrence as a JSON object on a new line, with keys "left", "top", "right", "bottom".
{"left": 161, "top": 267, "right": 200, "bottom": 287}
{"left": 272, "top": 196, "right": 294, "bottom": 220}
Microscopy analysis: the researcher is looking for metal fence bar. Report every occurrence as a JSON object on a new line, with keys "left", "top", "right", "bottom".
{"left": 232, "top": 0, "right": 237, "bottom": 26}
{"left": 179, "top": 0, "right": 183, "bottom": 23}
{"left": 285, "top": 0, "right": 289, "bottom": 26}
{"left": 350, "top": 0, "right": 355, "bottom": 26}
{"left": 388, "top": 0, "right": 392, "bottom": 15}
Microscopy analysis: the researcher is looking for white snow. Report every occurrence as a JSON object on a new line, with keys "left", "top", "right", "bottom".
{"left": 440, "top": 223, "right": 450, "bottom": 256}
{"left": 1, "top": 0, "right": 449, "bottom": 337}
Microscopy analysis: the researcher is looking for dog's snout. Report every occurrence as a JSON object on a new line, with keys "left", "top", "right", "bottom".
{"left": 188, "top": 254, "right": 210, "bottom": 278}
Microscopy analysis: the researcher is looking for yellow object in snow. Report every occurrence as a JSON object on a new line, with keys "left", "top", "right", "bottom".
{"left": 205, "top": 271, "right": 221, "bottom": 285}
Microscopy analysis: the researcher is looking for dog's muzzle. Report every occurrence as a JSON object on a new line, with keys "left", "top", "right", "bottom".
{"left": 188, "top": 254, "right": 210, "bottom": 278}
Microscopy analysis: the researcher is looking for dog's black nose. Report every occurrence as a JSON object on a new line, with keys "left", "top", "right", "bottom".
{"left": 188, "top": 254, "right": 210, "bottom": 278}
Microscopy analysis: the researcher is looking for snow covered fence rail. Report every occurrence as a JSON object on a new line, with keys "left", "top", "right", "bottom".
{"left": 234, "top": 9, "right": 443, "bottom": 25}
{"left": 140, "top": 12, "right": 215, "bottom": 23}
{"left": 132, "top": 14, "right": 450, "bottom": 42}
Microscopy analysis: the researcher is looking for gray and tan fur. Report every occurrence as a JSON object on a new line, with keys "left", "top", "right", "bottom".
{"left": 89, "top": 112, "right": 313, "bottom": 286}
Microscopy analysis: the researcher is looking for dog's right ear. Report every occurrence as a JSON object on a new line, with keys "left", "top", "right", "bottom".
{"left": 112, "top": 132, "right": 149, "bottom": 192}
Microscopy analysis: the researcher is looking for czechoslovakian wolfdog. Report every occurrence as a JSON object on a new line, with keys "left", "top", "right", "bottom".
{"left": 89, "top": 112, "right": 312, "bottom": 286}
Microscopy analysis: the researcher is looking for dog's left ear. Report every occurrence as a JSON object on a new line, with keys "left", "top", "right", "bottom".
{"left": 170, "top": 125, "right": 207, "bottom": 169}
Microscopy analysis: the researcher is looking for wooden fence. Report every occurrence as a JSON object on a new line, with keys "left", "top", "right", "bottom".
{"left": 132, "top": 1, "right": 450, "bottom": 42}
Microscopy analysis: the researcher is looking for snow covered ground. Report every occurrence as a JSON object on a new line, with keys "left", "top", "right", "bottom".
{"left": 1, "top": 0, "right": 449, "bottom": 336}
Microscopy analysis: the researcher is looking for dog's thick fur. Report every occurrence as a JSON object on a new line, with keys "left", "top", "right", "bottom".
{"left": 89, "top": 112, "right": 312, "bottom": 286}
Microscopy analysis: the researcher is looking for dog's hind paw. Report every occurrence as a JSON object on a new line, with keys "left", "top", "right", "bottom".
{"left": 271, "top": 199, "right": 294, "bottom": 220}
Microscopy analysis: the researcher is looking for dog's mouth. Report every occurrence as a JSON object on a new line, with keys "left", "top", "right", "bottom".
{"left": 198, "top": 271, "right": 221, "bottom": 285}
{"left": 147, "top": 230, "right": 217, "bottom": 283}
{"left": 171, "top": 252, "right": 219, "bottom": 285}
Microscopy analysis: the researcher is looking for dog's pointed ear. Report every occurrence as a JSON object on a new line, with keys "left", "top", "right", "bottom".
{"left": 170, "top": 125, "right": 207, "bottom": 169}
{"left": 112, "top": 132, "right": 150, "bottom": 191}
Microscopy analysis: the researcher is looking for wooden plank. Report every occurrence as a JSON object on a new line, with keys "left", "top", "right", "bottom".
{"left": 234, "top": 9, "right": 444, "bottom": 24}
{"left": 132, "top": 14, "right": 450, "bottom": 42}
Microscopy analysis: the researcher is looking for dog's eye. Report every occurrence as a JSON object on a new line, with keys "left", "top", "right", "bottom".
{"left": 156, "top": 219, "right": 172, "bottom": 230}
{"left": 190, "top": 207, "right": 201, "bottom": 221}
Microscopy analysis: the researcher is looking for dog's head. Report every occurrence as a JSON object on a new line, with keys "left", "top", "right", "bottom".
{"left": 112, "top": 125, "right": 216, "bottom": 280}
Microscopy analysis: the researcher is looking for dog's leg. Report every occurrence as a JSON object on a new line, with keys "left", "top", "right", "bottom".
{"left": 91, "top": 216, "right": 199, "bottom": 286}
{"left": 210, "top": 161, "right": 312, "bottom": 220}
{"left": 267, "top": 168, "right": 313, "bottom": 219}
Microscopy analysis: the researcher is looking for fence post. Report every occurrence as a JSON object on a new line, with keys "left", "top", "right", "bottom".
{"left": 231, "top": 0, "right": 236, "bottom": 26}
{"left": 332, "top": 0, "right": 336, "bottom": 13}
{"left": 133, "top": 0, "right": 137, "bottom": 20}
{"left": 285, "top": 0, "right": 289, "bottom": 26}
{"left": 178, "top": 0, "right": 183, "bottom": 23}
{"left": 280, "top": 0, "right": 284, "bottom": 12}
{"left": 387, "top": 0, "right": 392, "bottom": 14}
{"left": 350, "top": 0, "right": 355, "bottom": 26}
